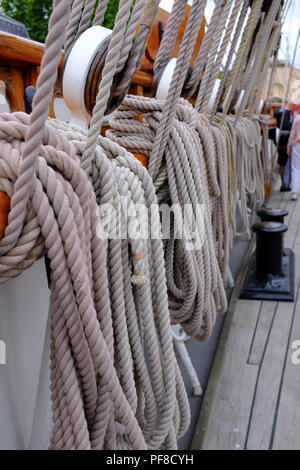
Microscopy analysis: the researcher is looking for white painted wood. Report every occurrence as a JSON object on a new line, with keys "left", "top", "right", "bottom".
{"left": 0, "top": 260, "right": 50, "bottom": 449}
{"left": 29, "top": 312, "right": 52, "bottom": 450}
{"left": 0, "top": 80, "right": 10, "bottom": 113}
{"left": 156, "top": 58, "right": 177, "bottom": 100}
{"left": 226, "top": 266, "right": 235, "bottom": 288}
{"left": 172, "top": 325, "right": 202, "bottom": 396}
{"left": 173, "top": 339, "right": 202, "bottom": 396}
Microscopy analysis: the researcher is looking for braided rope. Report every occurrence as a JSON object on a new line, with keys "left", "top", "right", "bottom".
{"left": 107, "top": 96, "right": 228, "bottom": 340}
{"left": 235, "top": 0, "right": 282, "bottom": 121}
{"left": 153, "top": 0, "right": 188, "bottom": 77}
{"left": 0, "top": 0, "right": 71, "bottom": 256}
{"left": 149, "top": 0, "right": 207, "bottom": 180}
{"left": 210, "top": 0, "right": 249, "bottom": 116}
{"left": 199, "top": 0, "right": 245, "bottom": 114}
{"left": 77, "top": 0, "right": 98, "bottom": 36}
{"left": 195, "top": 0, "right": 235, "bottom": 113}
{"left": 250, "top": 21, "right": 281, "bottom": 113}
{"left": 115, "top": 0, "right": 145, "bottom": 74}
{"left": 223, "top": 0, "right": 263, "bottom": 115}
{"left": 93, "top": 0, "right": 110, "bottom": 26}
{"left": 112, "top": 1, "right": 160, "bottom": 98}
{"left": 185, "top": 0, "right": 225, "bottom": 98}
{"left": 81, "top": 0, "right": 133, "bottom": 171}
{"left": 64, "top": 0, "right": 84, "bottom": 52}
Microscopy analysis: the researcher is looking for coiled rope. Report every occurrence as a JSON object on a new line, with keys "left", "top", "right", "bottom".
{"left": 0, "top": 0, "right": 284, "bottom": 449}
{"left": 108, "top": 0, "right": 275, "bottom": 332}
{"left": 0, "top": 0, "right": 190, "bottom": 450}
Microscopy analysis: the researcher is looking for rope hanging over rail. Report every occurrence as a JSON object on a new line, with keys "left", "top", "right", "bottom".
{"left": 0, "top": 0, "right": 191, "bottom": 450}
{"left": 0, "top": 0, "right": 287, "bottom": 450}
{"left": 108, "top": 0, "right": 283, "bottom": 337}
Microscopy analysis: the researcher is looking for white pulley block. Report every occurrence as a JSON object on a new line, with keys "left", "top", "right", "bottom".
{"left": 206, "top": 78, "right": 221, "bottom": 113}
{"left": 156, "top": 58, "right": 177, "bottom": 100}
{"left": 63, "top": 25, "right": 111, "bottom": 130}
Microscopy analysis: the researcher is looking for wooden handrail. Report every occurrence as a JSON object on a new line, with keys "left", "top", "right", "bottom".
{"left": 0, "top": 6, "right": 205, "bottom": 237}
{"left": 0, "top": 32, "right": 64, "bottom": 68}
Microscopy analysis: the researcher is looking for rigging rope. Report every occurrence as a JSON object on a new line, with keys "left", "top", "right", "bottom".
{"left": 0, "top": 0, "right": 286, "bottom": 450}
{"left": 0, "top": 0, "right": 191, "bottom": 450}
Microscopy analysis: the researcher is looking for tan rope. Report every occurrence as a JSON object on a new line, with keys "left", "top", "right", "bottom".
{"left": 185, "top": 0, "right": 226, "bottom": 98}
{"left": 107, "top": 95, "right": 228, "bottom": 340}
{"left": 195, "top": 0, "right": 233, "bottom": 113}
{"left": 223, "top": 0, "right": 264, "bottom": 115}
{"left": 235, "top": 0, "right": 282, "bottom": 121}
{"left": 210, "top": 0, "right": 249, "bottom": 116}
{"left": 0, "top": 0, "right": 190, "bottom": 450}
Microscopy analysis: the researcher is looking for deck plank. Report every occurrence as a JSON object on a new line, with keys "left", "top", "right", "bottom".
{"left": 271, "top": 212, "right": 300, "bottom": 450}
{"left": 245, "top": 300, "right": 295, "bottom": 449}
{"left": 198, "top": 300, "right": 260, "bottom": 450}
{"left": 245, "top": 193, "right": 300, "bottom": 449}
{"left": 248, "top": 301, "right": 277, "bottom": 365}
{"left": 193, "top": 178, "right": 300, "bottom": 450}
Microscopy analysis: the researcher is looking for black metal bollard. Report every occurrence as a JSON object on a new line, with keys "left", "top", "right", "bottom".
{"left": 257, "top": 207, "right": 289, "bottom": 224}
{"left": 252, "top": 222, "right": 287, "bottom": 280}
{"left": 240, "top": 221, "right": 294, "bottom": 302}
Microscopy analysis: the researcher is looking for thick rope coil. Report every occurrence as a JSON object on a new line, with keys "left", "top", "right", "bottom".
{"left": 230, "top": 115, "right": 264, "bottom": 237}
{"left": 49, "top": 116, "right": 191, "bottom": 448}
{"left": 0, "top": 0, "right": 191, "bottom": 450}
{"left": 0, "top": 0, "right": 71, "bottom": 257}
{"left": 149, "top": 0, "right": 207, "bottom": 181}
{"left": 107, "top": 96, "right": 228, "bottom": 341}
{"left": 0, "top": 112, "right": 150, "bottom": 450}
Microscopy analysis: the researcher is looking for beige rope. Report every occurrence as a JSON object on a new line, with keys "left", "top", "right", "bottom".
{"left": 185, "top": 0, "right": 226, "bottom": 98}
{"left": 223, "top": 0, "right": 264, "bottom": 115}
{"left": 210, "top": 0, "right": 249, "bottom": 116}
{"left": 0, "top": 111, "right": 149, "bottom": 450}
{"left": 107, "top": 96, "right": 228, "bottom": 340}
{"left": 195, "top": 0, "right": 233, "bottom": 113}
{"left": 154, "top": 0, "right": 189, "bottom": 77}
{"left": 0, "top": 0, "right": 191, "bottom": 450}
{"left": 235, "top": 0, "right": 282, "bottom": 121}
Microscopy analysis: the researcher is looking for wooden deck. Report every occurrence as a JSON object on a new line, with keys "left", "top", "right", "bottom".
{"left": 192, "top": 175, "right": 300, "bottom": 450}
